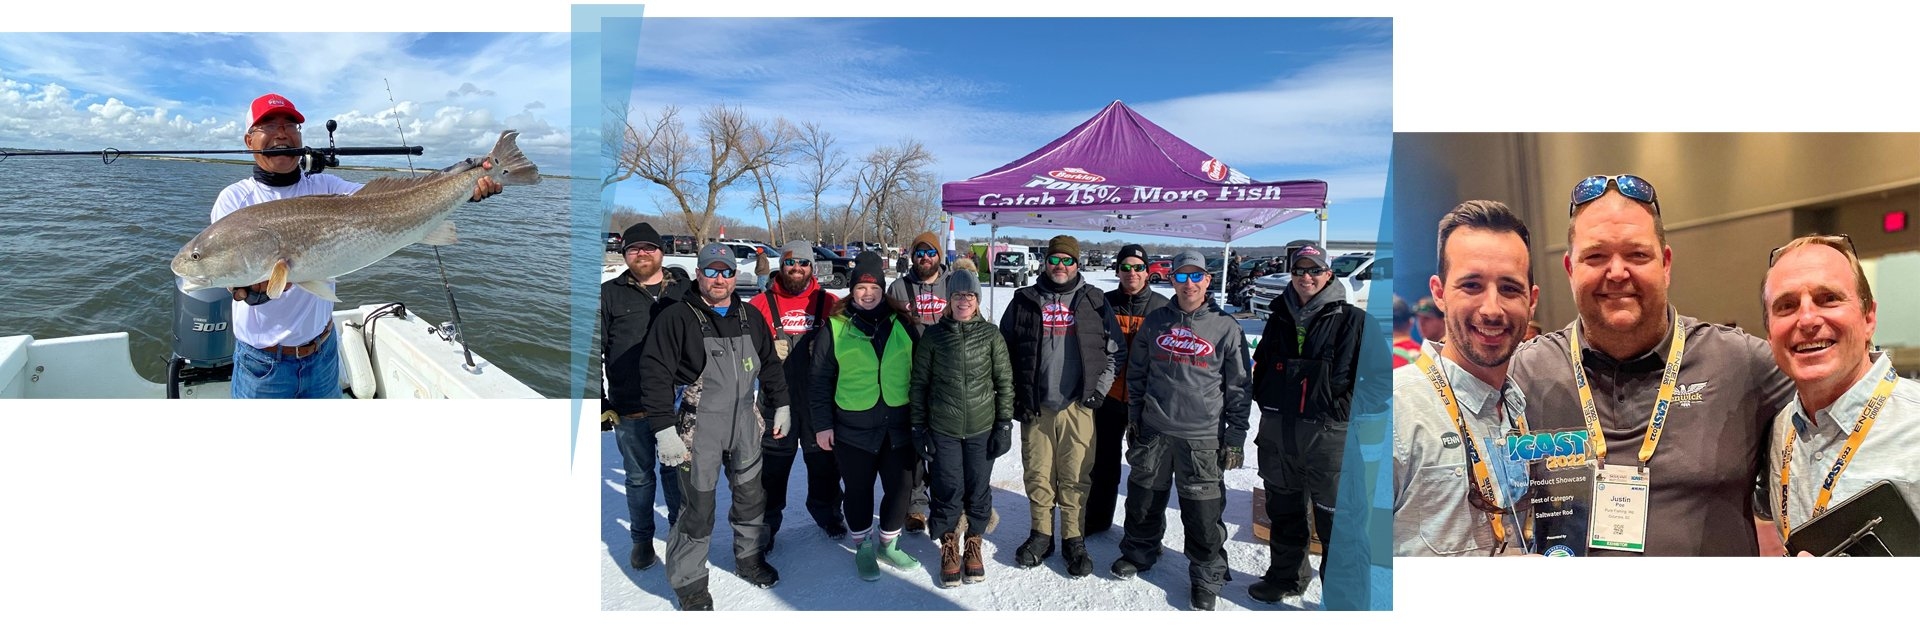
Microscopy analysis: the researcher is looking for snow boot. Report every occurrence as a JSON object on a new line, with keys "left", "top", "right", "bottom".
{"left": 1190, "top": 586, "right": 1217, "bottom": 611}
{"left": 878, "top": 535, "right": 921, "bottom": 571}
{"left": 939, "top": 532, "right": 963, "bottom": 587}
{"left": 855, "top": 538, "right": 881, "bottom": 582}
{"left": 630, "top": 541, "right": 657, "bottom": 571}
{"left": 1110, "top": 557, "right": 1149, "bottom": 580}
{"left": 673, "top": 578, "right": 714, "bottom": 611}
{"left": 735, "top": 554, "right": 780, "bottom": 589}
{"left": 1015, "top": 530, "right": 1054, "bottom": 568}
{"left": 1248, "top": 578, "right": 1303, "bottom": 603}
{"left": 906, "top": 512, "right": 929, "bottom": 534}
{"left": 963, "top": 535, "right": 986, "bottom": 583}
{"left": 1062, "top": 537, "right": 1093, "bottom": 578}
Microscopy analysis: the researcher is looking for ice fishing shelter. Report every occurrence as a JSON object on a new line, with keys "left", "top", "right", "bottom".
{"left": 943, "top": 100, "right": 1328, "bottom": 271}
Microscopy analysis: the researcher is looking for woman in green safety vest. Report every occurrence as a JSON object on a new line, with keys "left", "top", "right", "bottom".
{"left": 809, "top": 252, "right": 921, "bottom": 581}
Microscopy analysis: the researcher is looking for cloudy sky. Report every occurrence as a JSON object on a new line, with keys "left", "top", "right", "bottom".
{"left": 610, "top": 17, "right": 1391, "bottom": 247}
{"left": 0, "top": 33, "right": 570, "bottom": 174}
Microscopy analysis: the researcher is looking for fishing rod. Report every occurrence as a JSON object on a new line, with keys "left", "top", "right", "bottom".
{"left": 0, "top": 119, "right": 422, "bottom": 175}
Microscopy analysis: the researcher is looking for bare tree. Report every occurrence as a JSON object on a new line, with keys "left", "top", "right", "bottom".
{"left": 744, "top": 118, "right": 798, "bottom": 245}
{"left": 606, "top": 103, "right": 797, "bottom": 243}
{"left": 851, "top": 140, "right": 938, "bottom": 249}
{"left": 795, "top": 122, "right": 849, "bottom": 245}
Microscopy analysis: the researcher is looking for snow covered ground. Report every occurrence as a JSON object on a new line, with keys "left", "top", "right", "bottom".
{"left": 600, "top": 271, "right": 1324, "bottom": 611}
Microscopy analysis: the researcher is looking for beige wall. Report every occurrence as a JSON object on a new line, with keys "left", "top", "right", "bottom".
{"left": 1394, "top": 133, "right": 1920, "bottom": 338}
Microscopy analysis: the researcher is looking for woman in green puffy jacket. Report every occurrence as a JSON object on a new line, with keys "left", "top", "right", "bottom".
{"left": 908, "top": 272, "right": 1014, "bottom": 587}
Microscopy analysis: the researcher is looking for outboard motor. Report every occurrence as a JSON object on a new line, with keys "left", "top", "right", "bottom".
{"left": 168, "top": 278, "right": 235, "bottom": 398}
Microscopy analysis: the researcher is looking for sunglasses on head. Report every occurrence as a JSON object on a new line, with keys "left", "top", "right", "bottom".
{"left": 700, "top": 267, "right": 737, "bottom": 279}
{"left": 1569, "top": 174, "right": 1659, "bottom": 216}
{"left": 1172, "top": 271, "right": 1206, "bottom": 283}
{"left": 1768, "top": 233, "right": 1855, "bottom": 268}
{"left": 1115, "top": 263, "right": 1147, "bottom": 273}
{"left": 1047, "top": 255, "right": 1077, "bottom": 266}
{"left": 913, "top": 248, "right": 939, "bottom": 258}
{"left": 781, "top": 258, "right": 812, "bottom": 267}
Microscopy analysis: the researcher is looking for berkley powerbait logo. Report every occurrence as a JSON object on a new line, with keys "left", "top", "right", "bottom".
{"left": 1155, "top": 326, "right": 1214, "bottom": 356}
{"left": 1047, "top": 167, "right": 1105, "bottom": 183}
{"left": 1507, "top": 430, "right": 1592, "bottom": 471}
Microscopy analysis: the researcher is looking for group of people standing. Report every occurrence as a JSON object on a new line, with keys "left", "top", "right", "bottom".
{"left": 606, "top": 226, "right": 1369, "bottom": 611}
{"left": 1393, "top": 176, "right": 1918, "bottom": 557}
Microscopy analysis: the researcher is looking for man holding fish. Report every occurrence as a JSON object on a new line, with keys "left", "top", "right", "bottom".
{"left": 177, "top": 92, "right": 518, "bottom": 398}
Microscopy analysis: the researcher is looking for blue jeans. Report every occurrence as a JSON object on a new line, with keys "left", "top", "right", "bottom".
{"left": 231, "top": 330, "right": 342, "bottom": 399}
{"left": 617, "top": 417, "right": 682, "bottom": 544}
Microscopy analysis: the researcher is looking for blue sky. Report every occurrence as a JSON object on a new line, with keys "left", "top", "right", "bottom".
{"left": 611, "top": 17, "right": 1391, "bottom": 248}
{"left": 0, "top": 33, "right": 570, "bottom": 173}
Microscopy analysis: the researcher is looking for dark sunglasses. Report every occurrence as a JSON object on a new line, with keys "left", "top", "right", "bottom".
{"left": 1172, "top": 271, "right": 1206, "bottom": 283}
{"left": 1292, "top": 266, "right": 1327, "bottom": 276}
{"left": 1047, "top": 255, "right": 1077, "bottom": 266}
{"left": 700, "top": 268, "right": 737, "bottom": 279}
{"left": 913, "top": 248, "right": 940, "bottom": 258}
{"left": 1569, "top": 174, "right": 1659, "bottom": 216}
{"left": 1768, "top": 233, "right": 1855, "bottom": 268}
{"left": 781, "top": 258, "right": 812, "bottom": 267}
{"left": 1115, "top": 263, "right": 1147, "bottom": 273}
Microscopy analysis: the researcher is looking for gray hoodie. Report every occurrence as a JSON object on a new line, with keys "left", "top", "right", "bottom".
{"left": 1281, "top": 277, "right": 1347, "bottom": 350}
{"left": 1127, "top": 299, "right": 1252, "bottom": 447}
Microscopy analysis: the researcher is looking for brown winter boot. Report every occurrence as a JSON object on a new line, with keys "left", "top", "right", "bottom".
{"left": 963, "top": 535, "right": 986, "bottom": 584}
{"left": 939, "top": 532, "right": 963, "bottom": 587}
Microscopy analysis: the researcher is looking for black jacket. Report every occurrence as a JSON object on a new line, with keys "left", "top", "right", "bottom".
{"left": 599, "top": 268, "right": 691, "bottom": 416}
{"left": 1251, "top": 287, "right": 1367, "bottom": 423}
{"left": 1104, "top": 287, "right": 1169, "bottom": 402}
{"left": 638, "top": 292, "right": 789, "bottom": 435}
{"left": 1000, "top": 279, "right": 1124, "bottom": 416}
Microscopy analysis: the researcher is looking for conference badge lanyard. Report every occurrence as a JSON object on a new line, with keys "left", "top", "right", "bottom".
{"left": 1568, "top": 306, "right": 1686, "bottom": 553}
{"left": 1776, "top": 365, "right": 1900, "bottom": 543}
{"left": 1414, "top": 350, "right": 1528, "bottom": 554}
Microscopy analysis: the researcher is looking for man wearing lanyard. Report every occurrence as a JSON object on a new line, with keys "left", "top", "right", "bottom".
{"left": 1393, "top": 201, "right": 1538, "bottom": 556}
{"left": 1507, "top": 174, "right": 1793, "bottom": 556}
{"left": 1761, "top": 234, "right": 1919, "bottom": 551}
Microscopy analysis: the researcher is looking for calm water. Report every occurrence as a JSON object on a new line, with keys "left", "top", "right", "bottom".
{"left": 0, "top": 156, "right": 570, "bottom": 397}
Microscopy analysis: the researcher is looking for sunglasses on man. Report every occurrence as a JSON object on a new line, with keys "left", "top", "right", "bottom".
{"left": 1292, "top": 266, "right": 1327, "bottom": 276}
{"left": 700, "top": 268, "right": 737, "bottom": 279}
{"left": 1767, "top": 234, "right": 1855, "bottom": 268}
{"left": 1115, "top": 263, "right": 1147, "bottom": 273}
{"left": 1172, "top": 271, "right": 1206, "bottom": 283}
{"left": 913, "top": 248, "right": 940, "bottom": 258}
{"left": 1569, "top": 174, "right": 1659, "bottom": 216}
{"left": 781, "top": 258, "right": 812, "bottom": 268}
{"left": 1046, "top": 255, "right": 1077, "bottom": 266}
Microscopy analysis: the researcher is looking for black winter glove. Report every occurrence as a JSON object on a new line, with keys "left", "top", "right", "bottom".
{"left": 912, "top": 428, "right": 937, "bottom": 463}
{"left": 1080, "top": 394, "right": 1106, "bottom": 411}
{"left": 1220, "top": 446, "right": 1245, "bottom": 470}
{"left": 988, "top": 419, "right": 1014, "bottom": 459}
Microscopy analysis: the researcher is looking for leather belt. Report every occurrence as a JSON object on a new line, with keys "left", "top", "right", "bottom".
{"left": 253, "top": 322, "right": 333, "bottom": 359}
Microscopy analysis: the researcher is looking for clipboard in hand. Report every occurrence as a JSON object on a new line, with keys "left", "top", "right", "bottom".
{"left": 1785, "top": 480, "right": 1920, "bottom": 557}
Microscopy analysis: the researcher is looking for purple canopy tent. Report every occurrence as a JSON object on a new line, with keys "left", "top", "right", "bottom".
{"left": 941, "top": 100, "right": 1329, "bottom": 311}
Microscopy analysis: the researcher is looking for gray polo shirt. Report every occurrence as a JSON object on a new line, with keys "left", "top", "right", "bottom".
{"left": 1394, "top": 341, "right": 1529, "bottom": 556}
{"left": 1508, "top": 311, "right": 1793, "bottom": 556}
{"left": 1768, "top": 352, "right": 1920, "bottom": 538}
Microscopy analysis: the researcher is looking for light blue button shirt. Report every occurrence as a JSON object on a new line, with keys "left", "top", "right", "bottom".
{"left": 1769, "top": 352, "right": 1920, "bottom": 539}
{"left": 1393, "top": 341, "right": 1529, "bottom": 556}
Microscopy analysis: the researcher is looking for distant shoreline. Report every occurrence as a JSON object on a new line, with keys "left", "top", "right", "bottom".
{"left": 1, "top": 150, "right": 573, "bottom": 178}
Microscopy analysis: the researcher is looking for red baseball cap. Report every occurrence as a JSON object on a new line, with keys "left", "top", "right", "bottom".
{"left": 248, "top": 93, "right": 305, "bottom": 128}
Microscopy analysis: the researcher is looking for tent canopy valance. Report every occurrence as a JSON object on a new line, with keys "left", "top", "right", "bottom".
{"left": 941, "top": 100, "right": 1327, "bottom": 243}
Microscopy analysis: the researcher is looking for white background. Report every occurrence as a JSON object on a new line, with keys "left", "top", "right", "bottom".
{"left": 6, "top": 0, "right": 1919, "bottom": 629}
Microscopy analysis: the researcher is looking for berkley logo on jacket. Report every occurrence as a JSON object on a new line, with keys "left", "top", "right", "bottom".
{"left": 1041, "top": 302, "right": 1075, "bottom": 331}
{"left": 912, "top": 291, "right": 948, "bottom": 324}
{"left": 778, "top": 309, "right": 816, "bottom": 334}
{"left": 1154, "top": 326, "right": 1215, "bottom": 368}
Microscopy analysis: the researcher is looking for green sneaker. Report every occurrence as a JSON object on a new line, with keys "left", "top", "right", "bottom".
{"left": 855, "top": 539, "right": 881, "bottom": 582}
{"left": 878, "top": 537, "right": 921, "bottom": 571}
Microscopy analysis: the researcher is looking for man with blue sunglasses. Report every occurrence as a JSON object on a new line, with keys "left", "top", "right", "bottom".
{"left": 1507, "top": 174, "right": 1792, "bottom": 556}
{"left": 640, "top": 242, "right": 794, "bottom": 609}
{"left": 884, "top": 231, "right": 958, "bottom": 533}
{"left": 1250, "top": 243, "right": 1369, "bottom": 598}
